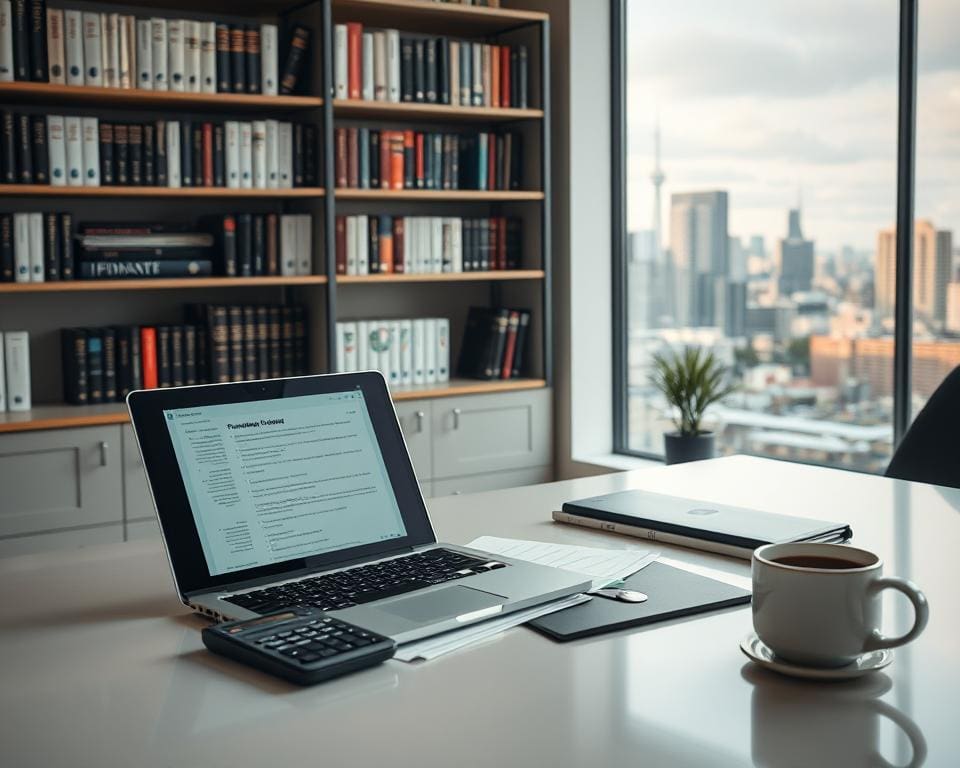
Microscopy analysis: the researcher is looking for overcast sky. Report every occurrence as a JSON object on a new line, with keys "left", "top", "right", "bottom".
{"left": 625, "top": 0, "right": 959, "bottom": 254}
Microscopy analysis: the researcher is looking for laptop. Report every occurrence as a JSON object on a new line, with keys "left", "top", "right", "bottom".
{"left": 127, "top": 372, "right": 590, "bottom": 644}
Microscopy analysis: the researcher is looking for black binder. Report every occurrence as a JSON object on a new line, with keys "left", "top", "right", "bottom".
{"left": 527, "top": 561, "right": 750, "bottom": 642}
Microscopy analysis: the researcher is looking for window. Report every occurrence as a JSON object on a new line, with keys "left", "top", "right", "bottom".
{"left": 613, "top": 0, "right": 955, "bottom": 472}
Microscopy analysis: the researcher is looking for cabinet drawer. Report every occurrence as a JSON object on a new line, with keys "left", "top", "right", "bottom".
{"left": 431, "top": 389, "right": 551, "bottom": 479}
{"left": 0, "top": 425, "right": 124, "bottom": 537}
{"left": 432, "top": 466, "right": 553, "bottom": 497}
{"left": 126, "top": 517, "right": 162, "bottom": 542}
{"left": 0, "top": 523, "right": 124, "bottom": 557}
{"left": 122, "top": 424, "right": 155, "bottom": 522}
{"left": 394, "top": 401, "right": 432, "bottom": 480}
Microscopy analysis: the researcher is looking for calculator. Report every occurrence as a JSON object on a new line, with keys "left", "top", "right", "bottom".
{"left": 202, "top": 606, "right": 396, "bottom": 685}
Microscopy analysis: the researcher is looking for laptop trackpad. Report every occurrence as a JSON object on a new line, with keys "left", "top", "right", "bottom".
{"left": 379, "top": 586, "right": 505, "bottom": 623}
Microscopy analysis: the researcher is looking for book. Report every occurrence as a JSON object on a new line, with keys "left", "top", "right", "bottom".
{"left": 43, "top": 211, "right": 57, "bottom": 280}
{"left": 346, "top": 22, "right": 360, "bottom": 99}
{"left": 213, "top": 123, "right": 224, "bottom": 186}
{"left": 436, "top": 317, "right": 449, "bottom": 382}
{"left": 29, "top": 114, "right": 46, "bottom": 183}
{"left": 333, "top": 24, "right": 347, "bottom": 98}
{"left": 295, "top": 214, "right": 311, "bottom": 275}
{"left": 0, "top": 111, "right": 13, "bottom": 183}
{"left": 45, "top": 5, "right": 63, "bottom": 83}
{"left": 279, "top": 25, "right": 309, "bottom": 95}
{"left": 78, "top": 259, "right": 213, "bottom": 278}
{"left": 143, "top": 123, "right": 155, "bottom": 185}
{"left": 260, "top": 23, "right": 277, "bottom": 95}
{"left": 277, "top": 121, "right": 291, "bottom": 188}
{"left": 227, "top": 305, "right": 243, "bottom": 380}
{"left": 27, "top": 210, "right": 42, "bottom": 281}
{"left": 129, "top": 123, "right": 143, "bottom": 185}
{"left": 61, "top": 328, "right": 87, "bottom": 404}
{"left": 200, "top": 21, "right": 216, "bottom": 94}
{"left": 140, "top": 326, "right": 157, "bottom": 388}
{"left": 251, "top": 120, "right": 266, "bottom": 188}
{"left": 386, "top": 29, "right": 399, "bottom": 103}
{"left": 190, "top": 122, "right": 201, "bottom": 187}
{"left": 238, "top": 120, "right": 252, "bottom": 188}
{"left": 11, "top": 0, "right": 26, "bottom": 80}
{"left": 166, "top": 120, "right": 180, "bottom": 187}
{"left": 361, "top": 32, "right": 373, "bottom": 100}
{"left": 15, "top": 112, "right": 31, "bottom": 182}
{"left": 117, "top": 13, "right": 132, "bottom": 89}
{"left": 135, "top": 18, "right": 151, "bottom": 89}
{"left": 4, "top": 329, "right": 30, "bottom": 410}
{"left": 252, "top": 214, "right": 264, "bottom": 274}
{"left": 0, "top": 1, "right": 12, "bottom": 82}
{"left": 425, "top": 36, "right": 436, "bottom": 103}
{"left": 265, "top": 119, "right": 278, "bottom": 188}
{"left": 102, "top": 12, "right": 118, "bottom": 89}
{"left": 236, "top": 213, "right": 252, "bottom": 276}
{"left": 280, "top": 214, "right": 296, "bottom": 276}
{"left": 155, "top": 325, "right": 171, "bottom": 387}
{"left": 244, "top": 25, "right": 259, "bottom": 94}
{"left": 28, "top": 0, "right": 46, "bottom": 81}
{"left": 166, "top": 18, "right": 184, "bottom": 91}
{"left": 63, "top": 8, "right": 81, "bottom": 85}
{"left": 215, "top": 23, "right": 229, "bottom": 92}
{"left": 224, "top": 120, "right": 239, "bottom": 188}
{"left": 0, "top": 213, "right": 12, "bottom": 281}
{"left": 413, "top": 38, "right": 424, "bottom": 102}
{"left": 265, "top": 213, "right": 278, "bottom": 275}
{"left": 85, "top": 329, "right": 105, "bottom": 401}
{"left": 102, "top": 327, "right": 117, "bottom": 400}
{"left": 80, "top": 116, "right": 99, "bottom": 186}
{"left": 59, "top": 211, "right": 72, "bottom": 279}
{"left": 184, "top": 20, "right": 200, "bottom": 92}
{"left": 12, "top": 211, "right": 28, "bottom": 281}
{"left": 150, "top": 17, "right": 166, "bottom": 91}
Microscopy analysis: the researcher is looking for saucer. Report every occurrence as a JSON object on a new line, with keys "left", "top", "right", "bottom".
{"left": 740, "top": 633, "right": 893, "bottom": 681}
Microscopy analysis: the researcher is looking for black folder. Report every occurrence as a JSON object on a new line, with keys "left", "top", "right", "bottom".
{"left": 527, "top": 561, "right": 751, "bottom": 642}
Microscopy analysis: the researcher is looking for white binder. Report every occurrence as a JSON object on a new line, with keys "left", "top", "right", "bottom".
{"left": 3, "top": 331, "right": 31, "bottom": 412}
{"left": 81, "top": 117, "right": 100, "bottom": 186}
{"left": 46, "top": 115, "right": 66, "bottom": 186}
{"left": 224, "top": 120, "right": 240, "bottom": 188}
{"left": 260, "top": 23, "right": 278, "bottom": 96}
{"left": 82, "top": 12, "right": 103, "bottom": 86}
{"left": 184, "top": 20, "right": 200, "bottom": 92}
{"left": 166, "top": 120, "right": 181, "bottom": 187}
{"left": 295, "top": 215, "right": 312, "bottom": 275}
{"left": 200, "top": 21, "right": 216, "bottom": 94}
{"left": 277, "top": 122, "right": 292, "bottom": 188}
{"left": 13, "top": 212, "right": 30, "bottom": 283}
{"left": 64, "top": 9, "right": 84, "bottom": 85}
{"left": 167, "top": 18, "right": 185, "bottom": 92}
{"left": 265, "top": 119, "right": 279, "bottom": 188}
{"left": 334, "top": 24, "right": 347, "bottom": 99}
{"left": 135, "top": 19, "right": 152, "bottom": 89}
{"left": 280, "top": 215, "right": 297, "bottom": 276}
{"left": 64, "top": 116, "right": 84, "bottom": 186}
{"left": 0, "top": 0, "right": 12, "bottom": 82}
{"left": 238, "top": 121, "right": 253, "bottom": 189}
{"left": 251, "top": 120, "right": 267, "bottom": 188}
{"left": 387, "top": 29, "right": 400, "bottom": 103}
{"left": 150, "top": 17, "right": 167, "bottom": 90}
{"left": 28, "top": 213, "right": 43, "bottom": 283}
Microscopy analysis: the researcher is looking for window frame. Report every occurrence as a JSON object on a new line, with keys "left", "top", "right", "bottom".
{"left": 610, "top": 0, "right": 920, "bottom": 460}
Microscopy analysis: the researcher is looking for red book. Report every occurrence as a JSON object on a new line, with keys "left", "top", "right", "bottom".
{"left": 140, "top": 327, "right": 158, "bottom": 389}
{"left": 335, "top": 128, "right": 347, "bottom": 187}
{"left": 335, "top": 215, "right": 346, "bottom": 274}
{"left": 393, "top": 217, "right": 405, "bottom": 273}
{"left": 491, "top": 45, "right": 500, "bottom": 108}
{"left": 390, "top": 132, "right": 406, "bottom": 190}
{"left": 500, "top": 311, "right": 520, "bottom": 379}
{"left": 347, "top": 23, "right": 362, "bottom": 99}
{"left": 500, "top": 46, "right": 511, "bottom": 107}
{"left": 347, "top": 127, "right": 359, "bottom": 187}
{"left": 487, "top": 136, "right": 497, "bottom": 190}
{"left": 415, "top": 133, "right": 424, "bottom": 189}
{"left": 379, "top": 130, "right": 391, "bottom": 189}
{"left": 202, "top": 123, "right": 214, "bottom": 186}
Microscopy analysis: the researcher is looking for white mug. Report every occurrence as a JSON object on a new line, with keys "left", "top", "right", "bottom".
{"left": 752, "top": 542, "right": 929, "bottom": 667}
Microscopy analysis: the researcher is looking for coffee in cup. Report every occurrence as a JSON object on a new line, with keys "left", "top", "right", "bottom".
{"left": 752, "top": 542, "right": 928, "bottom": 667}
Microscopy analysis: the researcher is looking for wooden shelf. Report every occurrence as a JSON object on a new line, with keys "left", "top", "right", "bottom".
{"left": 334, "top": 99, "right": 542, "bottom": 122}
{"left": 333, "top": 0, "right": 548, "bottom": 36}
{"left": 335, "top": 189, "right": 543, "bottom": 201}
{"left": 337, "top": 270, "right": 544, "bottom": 284}
{"left": 0, "top": 276, "right": 328, "bottom": 293}
{"left": 0, "top": 185, "right": 325, "bottom": 198}
{"left": 0, "top": 82, "right": 323, "bottom": 112}
{"left": 0, "top": 379, "right": 547, "bottom": 433}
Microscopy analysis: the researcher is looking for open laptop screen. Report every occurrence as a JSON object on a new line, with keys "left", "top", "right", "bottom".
{"left": 163, "top": 390, "right": 407, "bottom": 577}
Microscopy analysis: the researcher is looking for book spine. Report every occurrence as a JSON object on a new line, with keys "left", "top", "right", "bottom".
{"left": 518, "top": 45, "right": 528, "bottom": 108}
{"left": 280, "top": 214, "right": 296, "bottom": 276}
{"left": 236, "top": 213, "right": 252, "bottom": 276}
{"left": 346, "top": 22, "right": 360, "bottom": 99}
{"left": 277, "top": 121, "right": 291, "bottom": 188}
{"left": 280, "top": 306, "right": 294, "bottom": 376}
{"left": 27, "top": 210, "right": 41, "bottom": 281}
{"left": 260, "top": 23, "right": 277, "bottom": 95}
{"left": 4, "top": 330, "right": 30, "bottom": 410}
{"left": 168, "top": 325, "right": 182, "bottom": 386}
{"left": 165, "top": 120, "right": 180, "bottom": 187}
{"left": 142, "top": 123, "right": 154, "bottom": 185}
{"left": 438, "top": 38, "right": 449, "bottom": 105}
{"left": 206, "top": 306, "right": 227, "bottom": 382}
{"left": 224, "top": 120, "right": 239, "bottom": 188}
{"left": 220, "top": 214, "right": 236, "bottom": 276}
{"left": 500, "top": 45, "right": 510, "bottom": 107}
{"left": 78, "top": 259, "right": 213, "bottom": 279}
{"left": 190, "top": 122, "right": 201, "bottom": 187}
{"left": 183, "top": 20, "right": 199, "bottom": 93}
{"left": 355, "top": 214, "right": 368, "bottom": 275}
{"left": 398, "top": 320, "right": 412, "bottom": 384}
{"left": 368, "top": 214, "right": 379, "bottom": 274}
{"left": 215, "top": 23, "right": 230, "bottom": 92}
{"left": 413, "top": 39, "right": 424, "bottom": 102}
{"left": 304, "top": 124, "right": 316, "bottom": 186}
{"left": 85, "top": 331, "right": 104, "bottom": 401}
{"left": 61, "top": 9, "right": 81, "bottom": 85}
{"left": 11, "top": 0, "right": 27, "bottom": 80}
{"left": 80, "top": 116, "right": 99, "bottom": 186}
{"left": 265, "top": 213, "right": 278, "bottom": 275}
{"left": 254, "top": 306, "right": 268, "bottom": 378}
{"left": 264, "top": 118, "right": 278, "bottom": 188}
{"left": 45, "top": 6, "right": 62, "bottom": 83}
{"left": 154, "top": 119, "right": 166, "bottom": 185}
{"left": 201, "top": 121, "right": 213, "bottom": 186}
{"left": 0, "top": 111, "right": 13, "bottom": 183}
{"left": 361, "top": 32, "right": 373, "bottom": 101}
{"left": 150, "top": 17, "right": 166, "bottom": 91}
{"left": 400, "top": 36, "right": 413, "bottom": 102}
{"left": 333, "top": 24, "right": 347, "bottom": 98}
{"left": 135, "top": 19, "right": 151, "bottom": 90}
{"left": 168, "top": 18, "right": 184, "bottom": 91}
{"left": 61, "top": 328, "right": 87, "bottom": 403}
{"left": 139, "top": 326, "right": 157, "bottom": 388}
{"left": 29, "top": 114, "right": 46, "bottom": 183}
{"left": 279, "top": 25, "right": 309, "bottom": 95}
{"left": 15, "top": 112, "right": 31, "bottom": 182}
{"left": 59, "top": 211, "right": 72, "bottom": 279}
{"left": 386, "top": 29, "right": 399, "bottom": 103}
{"left": 176, "top": 119, "right": 190, "bottom": 186}
{"left": 115, "top": 326, "right": 131, "bottom": 397}
{"left": 28, "top": 0, "right": 45, "bottom": 81}
{"left": 102, "top": 327, "right": 116, "bottom": 400}
{"left": 244, "top": 25, "right": 259, "bottom": 94}
{"left": 227, "top": 305, "right": 243, "bottom": 380}
{"left": 335, "top": 215, "right": 346, "bottom": 274}
{"left": 0, "top": 0, "right": 13, "bottom": 82}
{"left": 295, "top": 214, "right": 311, "bottom": 275}
{"left": 102, "top": 13, "right": 118, "bottom": 89}
{"left": 449, "top": 41, "right": 459, "bottom": 107}
{"left": 213, "top": 123, "right": 224, "bottom": 186}
{"left": 459, "top": 41, "right": 471, "bottom": 105}
{"left": 117, "top": 13, "right": 131, "bottom": 89}
{"left": 43, "top": 211, "right": 57, "bottom": 280}
{"left": 252, "top": 214, "right": 264, "bottom": 275}
{"left": 200, "top": 21, "right": 215, "bottom": 94}
{"left": 238, "top": 120, "right": 252, "bottom": 188}
{"left": 251, "top": 119, "right": 266, "bottom": 188}
{"left": 511, "top": 311, "right": 529, "bottom": 377}
{"left": 425, "top": 36, "right": 436, "bottom": 103}
{"left": 267, "top": 306, "right": 281, "bottom": 378}
{"left": 155, "top": 325, "right": 171, "bottom": 387}
{"left": 0, "top": 213, "right": 12, "bottom": 281}
{"left": 12, "top": 212, "right": 28, "bottom": 281}
{"left": 128, "top": 122, "right": 142, "bottom": 185}
{"left": 393, "top": 216, "right": 404, "bottom": 273}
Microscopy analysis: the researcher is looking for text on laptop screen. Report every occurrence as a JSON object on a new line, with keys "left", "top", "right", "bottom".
{"left": 163, "top": 390, "right": 407, "bottom": 576}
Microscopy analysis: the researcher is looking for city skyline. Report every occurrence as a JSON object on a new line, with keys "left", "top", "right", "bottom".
{"left": 625, "top": 0, "right": 959, "bottom": 253}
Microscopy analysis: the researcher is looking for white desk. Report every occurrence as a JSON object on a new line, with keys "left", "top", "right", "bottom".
{"left": 2, "top": 456, "right": 957, "bottom": 767}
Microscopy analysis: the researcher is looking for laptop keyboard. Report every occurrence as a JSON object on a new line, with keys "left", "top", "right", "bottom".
{"left": 224, "top": 548, "right": 509, "bottom": 615}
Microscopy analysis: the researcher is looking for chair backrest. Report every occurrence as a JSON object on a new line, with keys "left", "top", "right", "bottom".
{"left": 885, "top": 365, "right": 960, "bottom": 489}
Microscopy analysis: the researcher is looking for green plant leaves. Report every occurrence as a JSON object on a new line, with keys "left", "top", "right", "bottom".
{"left": 650, "top": 347, "right": 737, "bottom": 436}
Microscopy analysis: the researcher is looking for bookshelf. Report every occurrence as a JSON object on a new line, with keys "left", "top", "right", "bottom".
{"left": 0, "top": 0, "right": 552, "bottom": 441}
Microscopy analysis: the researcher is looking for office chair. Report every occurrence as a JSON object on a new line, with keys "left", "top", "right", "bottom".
{"left": 885, "top": 365, "right": 960, "bottom": 489}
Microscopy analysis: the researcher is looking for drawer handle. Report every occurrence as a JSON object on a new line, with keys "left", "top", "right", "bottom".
{"left": 99, "top": 441, "right": 109, "bottom": 467}
{"left": 415, "top": 411, "right": 425, "bottom": 433}
{"left": 452, "top": 408, "right": 462, "bottom": 430}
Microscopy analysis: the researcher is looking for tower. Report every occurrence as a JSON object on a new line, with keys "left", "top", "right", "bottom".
{"left": 651, "top": 120, "right": 665, "bottom": 257}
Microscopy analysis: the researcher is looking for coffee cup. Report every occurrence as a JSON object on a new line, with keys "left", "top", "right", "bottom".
{"left": 752, "top": 542, "right": 929, "bottom": 667}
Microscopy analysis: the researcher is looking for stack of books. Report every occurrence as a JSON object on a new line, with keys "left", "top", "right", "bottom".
{"left": 60, "top": 302, "right": 308, "bottom": 402}
{"left": 1, "top": 211, "right": 73, "bottom": 282}
{"left": 0, "top": 329, "right": 30, "bottom": 411}
{"left": 333, "top": 22, "right": 528, "bottom": 108}
{"left": 458, "top": 306, "right": 530, "bottom": 380}
{"left": 0, "top": 112, "right": 316, "bottom": 188}
{"left": 334, "top": 127, "right": 520, "bottom": 190}
{"left": 335, "top": 214, "right": 521, "bottom": 274}
{"left": 0, "top": 5, "right": 313, "bottom": 96}
{"left": 75, "top": 223, "right": 214, "bottom": 279}
{"left": 336, "top": 318, "right": 449, "bottom": 388}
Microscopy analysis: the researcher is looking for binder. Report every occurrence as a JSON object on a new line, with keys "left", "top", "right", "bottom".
{"left": 295, "top": 214, "right": 311, "bottom": 275}
{"left": 260, "top": 23, "right": 277, "bottom": 95}
{"left": 361, "top": 32, "right": 373, "bottom": 100}
{"left": 3, "top": 330, "right": 31, "bottom": 411}
{"left": 388, "top": 320, "right": 401, "bottom": 385}
{"left": 279, "top": 214, "right": 296, "bottom": 276}
{"left": 46, "top": 114, "right": 65, "bottom": 185}
{"left": 27, "top": 211, "right": 42, "bottom": 282}
{"left": 265, "top": 119, "right": 279, "bottom": 188}
{"left": 13, "top": 212, "right": 29, "bottom": 283}
{"left": 277, "top": 121, "right": 292, "bottom": 188}
{"left": 373, "top": 31, "right": 386, "bottom": 101}
{"left": 63, "top": 9, "right": 82, "bottom": 85}
{"left": 0, "top": 0, "right": 11, "bottom": 82}
{"left": 184, "top": 19, "right": 200, "bottom": 93}
{"left": 528, "top": 561, "right": 751, "bottom": 642}
{"left": 167, "top": 18, "right": 184, "bottom": 92}
{"left": 399, "top": 319, "right": 413, "bottom": 385}
{"left": 46, "top": 6, "right": 65, "bottom": 84}
{"left": 200, "top": 21, "right": 215, "bottom": 94}
{"left": 411, "top": 318, "right": 426, "bottom": 385}
{"left": 224, "top": 120, "right": 239, "bottom": 188}
{"left": 80, "top": 116, "right": 99, "bottom": 186}
{"left": 166, "top": 120, "right": 180, "bottom": 187}
{"left": 81, "top": 11, "right": 102, "bottom": 86}
{"left": 387, "top": 29, "right": 400, "bottom": 103}
{"left": 251, "top": 120, "right": 266, "bottom": 188}
{"left": 0, "top": 332, "right": 5, "bottom": 410}
{"left": 135, "top": 18, "right": 152, "bottom": 89}
{"left": 424, "top": 317, "right": 437, "bottom": 383}
{"left": 436, "top": 318, "right": 449, "bottom": 382}
{"left": 150, "top": 17, "right": 166, "bottom": 90}
{"left": 333, "top": 24, "right": 347, "bottom": 98}
{"left": 117, "top": 13, "right": 131, "bottom": 89}
{"left": 64, "top": 115, "right": 83, "bottom": 186}
{"left": 102, "top": 12, "right": 118, "bottom": 89}
{"left": 238, "top": 121, "right": 252, "bottom": 188}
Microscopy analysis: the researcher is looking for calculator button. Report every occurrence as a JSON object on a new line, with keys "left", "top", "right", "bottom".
{"left": 319, "top": 648, "right": 337, "bottom": 657}
{"left": 277, "top": 631, "right": 293, "bottom": 638}
{"left": 275, "top": 643, "right": 295, "bottom": 652}
{"left": 298, "top": 653, "right": 320, "bottom": 663}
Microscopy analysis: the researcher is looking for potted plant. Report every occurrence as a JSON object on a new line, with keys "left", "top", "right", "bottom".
{"left": 650, "top": 347, "right": 736, "bottom": 465}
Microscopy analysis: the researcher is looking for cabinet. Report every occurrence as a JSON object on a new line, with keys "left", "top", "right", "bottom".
{"left": 122, "top": 425, "right": 155, "bottom": 524}
{"left": 394, "top": 402, "right": 433, "bottom": 480}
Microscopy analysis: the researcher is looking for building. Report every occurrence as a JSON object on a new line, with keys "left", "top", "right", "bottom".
{"left": 810, "top": 335, "right": 960, "bottom": 399}
{"left": 947, "top": 283, "right": 960, "bottom": 334}
{"left": 668, "top": 190, "right": 732, "bottom": 331}
{"left": 777, "top": 208, "right": 815, "bottom": 297}
{"left": 876, "top": 221, "right": 953, "bottom": 328}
